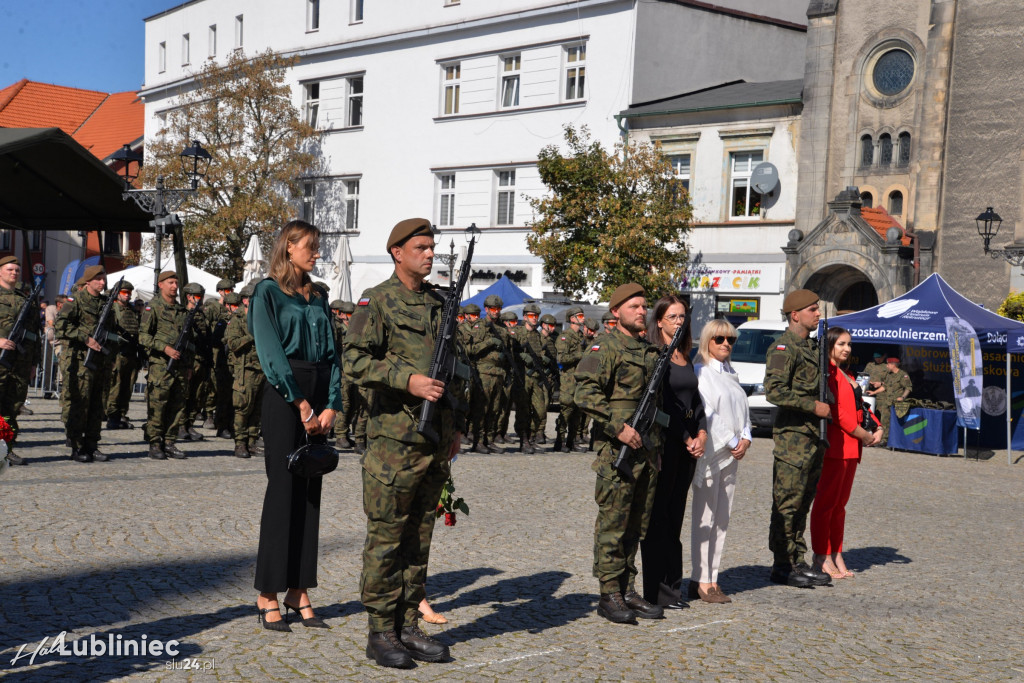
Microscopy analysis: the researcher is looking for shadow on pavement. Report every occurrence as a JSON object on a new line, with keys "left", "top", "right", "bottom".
{"left": 715, "top": 564, "right": 776, "bottom": 595}
{"left": 842, "top": 545, "right": 912, "bottom": 572}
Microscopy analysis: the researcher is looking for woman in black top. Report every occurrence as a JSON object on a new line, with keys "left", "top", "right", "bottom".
{"left": 639, "top": 295, "right": 707, "bottom": 609}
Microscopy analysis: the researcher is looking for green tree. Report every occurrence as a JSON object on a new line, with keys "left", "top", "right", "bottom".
{"left": 998, "top": 291, "right": 1024, "bottom": 321}
{"left": 139, "top": 49, "right": 320, "bottom": 279}
{"left": 526, "top": 125, "right": 692, "bottom": 301}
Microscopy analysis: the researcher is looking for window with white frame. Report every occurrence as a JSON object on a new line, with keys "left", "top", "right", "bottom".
{"left": 103, "top": 231, "right": 124, "bottom": 255}
{"left": 347, "top": 76, "right": 363, "bottom": 127}
{"left": 344, "top": 180, "right": 360, "bottom": 232}
{"left": 208, "top": 25, "right": 217, "bottom": 57}
{"left": 351, "top": 0, "right": 364, "bottom": 23}
{"left": 307, "top": 0, "right": 320, "bottom": 31}
{"left": 158, "top": 42, "right": 166, "bottom": 72}
{"left": 234, "top": 15, "right": 244, "bottom": 49}
{"left": 496, "top": 170, "right": 516, "bottom": 225}
{"left": 302, "top": 181, "right": 316, "bottom": 225}
{"left": 181, "top": 34, "right": 190, "bottom": 65}
{"left": 442, "top": 63, "right": 460, "bottom": 115}
{"left": 668, "top": 154, "right": 691, "bottom": 194}
{"left": 304, "top": 82, "right": 320, "bottom": 128}
{"left": 438, "top": 174, "right": 456, "bottom": 226}
{"left": 500, "top": 55, "right": 521, "bottom": 108}
{"left": 730, "top": 151, "right": 764, "bottom": 218}
{"left": 565, "top": 44, "right": 586, "bottom": 101}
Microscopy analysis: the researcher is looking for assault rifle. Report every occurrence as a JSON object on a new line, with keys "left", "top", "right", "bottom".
{"left": 416, "top": 237, "right": 476, "bottom": 444}
{"left": 498, "top": 330, "right": 523, "bottom": 388}
{"left": 165, "top": 302, "right": 200, "bottom": 374}
{"left": 612, "top": 324, "right": 686, "bottom": 482}
{"left": 0, "top": 279, "right": 45, "bottom": 370}
{"left": 521, "top": 331, "right": 555, "bottom": 394}
{"left": 84, "top": 279, "right": 125, "bottom": 371}
{"left": 818, "top": 317, "right": 833, "bottom": 446}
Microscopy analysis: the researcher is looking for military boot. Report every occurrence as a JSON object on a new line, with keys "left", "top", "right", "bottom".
{"left": 202, "top": 416, "right": 216, "bottom": 430}
{"left": 234, "top": 443, "right": 251, "bottom": 458}
{"left": 105, "top": 418, "right": 123, "bottom": 430}
{"left": 90, "top": 448, "right": 109, "bottom": 462}
{"left": 597, "top": 592, "right": 637, "bottom": 624}
{"left": 481, "top": 439, "right": 496, "bottom": 454}
{"left": 468, "top": 438, "right": 481, "bottom": 453}
{"left": 165, "top": 443, "right": 187, "bottom": 459}
{"left": 552, "top": 434, "right": 563, "bottom": 452}
{"left": 7, "top": 452, "right": 26, "bottom": 465}
{"left": 148, "top": 443, "right": 167, "bottom": 460}
{"left": 71, "top": 449, "right": 92, "bottom": 463}
{"left": 399, "top": 624, "right": 450, "bottom": 662}
{"left": 366, "top": 631, "right": 414, "bottom": 669}
{"left": 562, "top": 436, "right": 573, "bottom": 453}
{"left": 623, "top": 591, "right": 664, "bottom": 619}
{"left": 249, "top": 441, "right": 264, "bottom": 457}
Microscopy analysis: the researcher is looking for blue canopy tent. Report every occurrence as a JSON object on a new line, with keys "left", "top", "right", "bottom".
{"left": 827, "top": 273, "right": 1024, "bottom": 462}
{"left": 461, "top": 275, "right": 530, "bottom": 308}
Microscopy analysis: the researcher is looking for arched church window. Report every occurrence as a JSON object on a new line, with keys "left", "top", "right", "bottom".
{"left": 879, "top": 134, "right": 893, "bottom": 166}
{"left": 861, "top": 135, "right": 874, "bottom": 167}
{"left": 888, "top": 190, "right": 903, "bottom": 216}
{"left": 897, "top": 132, "right": 911, "bottom": 167}
{"left": 860, "top": 191, "right": 873, "bottom": 208}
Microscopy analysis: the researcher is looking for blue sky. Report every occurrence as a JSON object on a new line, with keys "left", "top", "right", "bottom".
{"left": 0, "top": 0, "right": 180, "bottom": 93}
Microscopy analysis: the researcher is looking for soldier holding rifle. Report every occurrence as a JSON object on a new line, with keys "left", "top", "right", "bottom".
{"left": 345, "top": 218, "right": 467, "bottom": 669}
{"left": 764, "top": 289, "right": 833, "bottom": 588}
{"left": 0, "top": 256, "right": 41, "bottom": 464}
{"left": 574, "top": 283, "right": 666, "bottom": 624}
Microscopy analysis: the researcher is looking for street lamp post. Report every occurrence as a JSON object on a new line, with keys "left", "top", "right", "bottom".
{"left": 977, "top": 206, "right": 1024, "bottom": 267}
{"left": 433, "top": 223, "right": 481, "bottom": 286}
{"left": 110, "top": 141, "right": 213, "bottom": 299}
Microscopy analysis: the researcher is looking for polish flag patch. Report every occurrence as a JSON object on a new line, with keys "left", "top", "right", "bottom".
{"left": 591, "top": 344, "right": 601, "bottom": 351}
{"left": 776, "top": 345, "right": 786, "bottom": 350}
{"left": 357, "top": 297, "right": 370, "bottom": 306}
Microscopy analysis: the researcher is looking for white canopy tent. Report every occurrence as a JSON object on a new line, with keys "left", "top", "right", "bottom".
{"left": 106, "top": 256, "right": 222, "bottom": 302}
{"left": 242, "top": 235, "right": 267, "bottom": 285}
{"left": 328, "top": 235, "right": 354, "bottom": 302}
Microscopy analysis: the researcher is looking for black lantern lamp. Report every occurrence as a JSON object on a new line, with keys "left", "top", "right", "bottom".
{"left": 464, "top": 222, "right": 481, "bottom": 243}
{"left": 110, "top": 143, "right": 144, "bottom": 190}
{"left": 976, "top": 207, "right": 1002, "bottom": 252}
{"left": 180, "top": 140, "right": 212, "bottom": 189}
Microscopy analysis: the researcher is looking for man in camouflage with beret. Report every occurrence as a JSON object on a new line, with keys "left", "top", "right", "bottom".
{"left": 55, "top": 265, "right": 113, "bottom": 463}
{"left": 574, "top": 283, "right": 665, "bottom": 624}
{"left": 330, "top": 300, "right": 362, "bottom": 448}
{"left": 458, "top": 303, "right": 489, "bottom": 449}
{"left": 140, "top": 272, "right": 195, "bottom": 460}
{"left": 103, "top": 279, "right": 140, "bottom": 430}
{"left": 0, "top": 256, "right": 41, "bottom": 464}
{"left": 496, "top": 310, "right": 520, "bottom": 443}
{"left": 224, "top": 289, "right": 264, "bottom": 458}
{"left": 555, "top": 306, "right": 587, "bottom": 452}
{"left": 345, "top": 218, "right": 464, "bottom": 669}
{"left": 181, "top": 282, "right": 211, "bottom": 443}
{"left": 765, "top": 289, "right": 833, "bottom": 588}
{"left": 202, "top": 278, "right": 235, "bottom": 435}
{"left": 516, "top": 303, "right": 555, "bottom": 453}
{"left": 462, "top": 300, "right": 507, "bottom": 453}
{"left": 869, "top": 356, "right": 912, "bottom": 444}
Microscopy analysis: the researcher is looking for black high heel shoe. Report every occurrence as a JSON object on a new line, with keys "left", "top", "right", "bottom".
{"left": 283, "top": 601, "right": 330, "bottom": 629}
{"left": 256, "top": 601, "right": 292, "bottom": 632}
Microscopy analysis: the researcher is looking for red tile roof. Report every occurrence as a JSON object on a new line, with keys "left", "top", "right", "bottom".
{"left": 0, "top": 79, "right": 143, "bottom": 161}
{"left": 861, "top": 206, "right": 910, "bottom": 246}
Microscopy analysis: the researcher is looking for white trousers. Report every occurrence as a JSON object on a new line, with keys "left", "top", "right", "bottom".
{"left": 690, "top": 456, "right": 738, "bottom": 584}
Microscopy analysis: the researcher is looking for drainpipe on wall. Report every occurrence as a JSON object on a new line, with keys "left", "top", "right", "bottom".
{"left": 613, "top": 114, "right": 629, "bottom": 159}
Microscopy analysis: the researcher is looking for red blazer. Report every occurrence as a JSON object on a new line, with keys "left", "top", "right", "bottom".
{"left": 826, "top": 363, "right": 863, "bottom": 460}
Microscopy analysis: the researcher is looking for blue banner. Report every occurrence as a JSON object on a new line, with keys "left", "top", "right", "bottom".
{"left": 945, "top": 317, "right": 982, "bottom": 429}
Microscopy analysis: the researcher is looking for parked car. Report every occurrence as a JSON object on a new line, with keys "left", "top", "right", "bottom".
{"left": 730, "top": 319, "right": 787, "bottom": 431}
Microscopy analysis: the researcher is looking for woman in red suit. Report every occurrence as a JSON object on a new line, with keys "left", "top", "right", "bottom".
{"left": 810, "top": 326, "right": 882, "bottom": 579}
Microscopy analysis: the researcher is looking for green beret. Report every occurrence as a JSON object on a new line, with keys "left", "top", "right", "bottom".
{"left": 484, "top": 294, "right": 504, "bottom": 309}
{"left": 216, "top": 278, "right": 235, "bottom": 291}
{"left": 540, "top": 314, "right": 556, "bottom": 325}
{"left": 339, "top": 301, "right": 355, "bottom": 314}
{"left": 182, "top": 282, "right": 205, "bottom": 296}
{"left": 223, "top": 292, "right": 242, "bottom": 305}
{"left": 608, "top": 282, "right": 644, "bottom": 310}
{"left": 158, "top": 270, "right": 178, "bottom": 283}
{"left": 523, "top": 303, "right": 541, "bottom": 315}
{"left": 0, "top": 255, "right": 19, "bottom": 268}
{"left": 387, "top": 217, "right": 434, "bottom": 252}
{"left": 601, "top": 310, "right": 615, "bottom": 322}
{"left": 240, "top": 283, "right": 256, "bottom": 298}
{"left": 782, "top": 289, "right": 819, "bottom": 314}
{"left": 584, "top": 317, "right": 600, "bottom": 331}
{"left": 330, "top": 299, "right": 345, "bottom": 310}
{"left": 82, "top": 265, "right": 106, "bottom": 282}
{"left": 500, "top": 311, "right": 518, "bottom": 322}
{"left": 464, "top": 303, "right": 481, "bottom": 315}
{"left": 564, "top": 306, "right": 583, "bottom": 321}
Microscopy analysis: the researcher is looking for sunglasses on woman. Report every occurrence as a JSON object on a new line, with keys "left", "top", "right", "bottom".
{"left": 712, "top": 335, "right": 737, "bottom": 345}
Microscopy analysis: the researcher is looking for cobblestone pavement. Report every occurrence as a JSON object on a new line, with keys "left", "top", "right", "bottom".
{"left": 2, "top": 397, "right": 1023, "bottom": 681}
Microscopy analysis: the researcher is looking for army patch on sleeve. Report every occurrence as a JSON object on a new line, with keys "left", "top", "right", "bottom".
{"left": 775, "top": 345, "right": 786, "bottom": 350}
{"left": 348, "top": 309, "right": 369, "bottom": 337}
{"left": 357, "top": 297, "right": 370, "bottom": 306}
{"left": 145, "top": 306, "right": 151, "bottom": 311}
{"left": 591, "top": 344, "right": 600, "bottom": 351}
{"left": 767, "top": 352, "right": 787, "bottom": 372}
{"left": 577, "top": 353, "right": 600, "bottom": 374}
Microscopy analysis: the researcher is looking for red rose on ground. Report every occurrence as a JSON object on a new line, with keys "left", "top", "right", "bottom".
{"left": 0, "top": 416, "right": 13, "bottom": 443}
{"left": 436, "top": 503, "right": 444, "bottom": 513}
{"left": 444, "top": 512, "right": 456, "bottom": 527}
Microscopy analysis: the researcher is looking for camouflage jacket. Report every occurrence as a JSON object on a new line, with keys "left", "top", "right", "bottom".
{"left": 343, "top": 272, "right": 467, "bottom": 446}
{"left": 224, "top": 308, "right": 262, "bottom": 379}
{"left": 55, "top": 288, "right": 106, "bottom": 356}
{"left": 465, "top": 318, "right": 508, "bottom": 376}
{"left": 573, "top": 327, "right": 663, "bottom": 462}
{"left": 139, "top": 295, "right": 194, "bottom": 367}
{"left": 0, "top": 284, "right": 41, "bottom": 368}
{"left": 556, "top": 326, "right": 585, "bottom": 372}
{"left": 765, "top": 327, "right": 821, "bottom": 434}
{"left": 519, "top": 327, "right": 557, "bottom": 382}
{"left": 879, "top": 368, "right": 912, "bottom": 402}
{"left": 864, "top": 360, "right": 888, "bottom": 388}
{"left": 112, "top": 300, "right": 140, "bottom": 357}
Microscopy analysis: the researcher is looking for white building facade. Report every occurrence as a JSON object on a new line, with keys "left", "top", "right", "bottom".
{"left": 140, "top": 0, "right": 808, "bottom": 300}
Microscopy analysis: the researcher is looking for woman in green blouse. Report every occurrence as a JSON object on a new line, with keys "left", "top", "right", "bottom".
{"left": 250, "top": 220, "right": 343, "bottom": 631}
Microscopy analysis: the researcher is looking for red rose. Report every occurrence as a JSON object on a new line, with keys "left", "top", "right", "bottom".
{"left": 444, "top": 512, "right": 456, "bottom": 527}
{"left": 436, "top": 503, "right": 444, "bottom": 513}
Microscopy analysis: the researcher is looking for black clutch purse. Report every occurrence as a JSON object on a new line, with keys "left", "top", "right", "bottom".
{"left": 862, "top": 401, "right": 879, "bottom": 432}
{"left": 286, "top": 433, "right": 339, "bottom": 478}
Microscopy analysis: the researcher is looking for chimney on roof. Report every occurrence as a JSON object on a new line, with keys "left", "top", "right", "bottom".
{"left": 827, "top": 186, "right": 863, "bottom": 218}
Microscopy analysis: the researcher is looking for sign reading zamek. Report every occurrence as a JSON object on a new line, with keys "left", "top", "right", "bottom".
{"left": 681, "top": 264, "right": 783, "bottom": 293}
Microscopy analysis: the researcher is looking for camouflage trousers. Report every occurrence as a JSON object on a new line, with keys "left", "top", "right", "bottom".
{"left": 0, "top": 366, "right": 30, "bottom": 445}
{"left": 211, "top": 353, "right": 234, "bottom": 431}
{"left": 477, "top": 371, "right": 503, "bottom": 442}
{"left": 61, "top": 351, "right": 108, "bottom": 451}
{"left": 233, "top": 372, "right": 265, "bottom": 447}
{"left": 465, "top": 371, "right": 486, "bottom": 438}
{"left": 768, "top": 430, "right": 825, "bottom": 566}
{"left": 877, "top": 400, "right": 893, "bottom": 443}
{"left": 497, "top": 381, "right": 513, "bottom": 437}
{"left": 360, "top": 436, "right": 451, "bottom": 632}
{"left": 334, "top": 377, "right": 361, "bottom": 439}
{"left": 354, "top": 388, "right": 371, "bottom": 443}
{"left": 515, "top": 373, "right": 547, "bottom": 439}
{"left": 592, "top": 443, "right": 658, "bottom": 594}
{"left": 104, "top": 353, "right": 137, "bottom": 421}
{"left": 185, "top": 360, "right": 212, "bottom": 426}
{"left": 145, "top": 361, "right": 187, "bottom": 445}
{"left": 556, "top": 370, "right": 580, "bottom": 442}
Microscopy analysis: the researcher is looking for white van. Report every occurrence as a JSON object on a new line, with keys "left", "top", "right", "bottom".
{"left": 729, "top": 319, "right": 787, "bottom": 431}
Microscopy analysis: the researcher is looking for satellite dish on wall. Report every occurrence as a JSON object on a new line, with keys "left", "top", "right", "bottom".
{"left": 751, "top": 162, "right": 780, "bottom": 195}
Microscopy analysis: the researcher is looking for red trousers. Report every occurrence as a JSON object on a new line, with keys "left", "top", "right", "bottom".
{"left": 810, "top": 458, "right": 858, "bottom": 555}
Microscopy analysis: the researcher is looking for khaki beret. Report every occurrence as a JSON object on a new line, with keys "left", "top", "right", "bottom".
{"left": 523, "top": 303, "right": 541, "bottom": 315}
{"left": 484, "top": 294, "right": 504, "bottom": 309}
{"left": 224, "top": 292, "right": 242, "bottom": 306}
{"left": 464, "top": 303, "right": 481, "bottom": 315}
{"left": 564, "top": 306, "right": 583, "bottom": 321}
{"left": 782, "top": 289, "right": 819, "bottom": 314}
{"left": 500, "top": 311, "right": 518, "bottom": 322}
{"left": 158, "top": 270, "right": 178, "bottom": 283}
{"left": 82, "top": 265, "right": 106, "bottom": 282}
{"left": 608, "top": 283, "right": 644, "bottom": 310}
{"left": 339, "top": 301, "right": 355, "bottom": 314}
{"left": 74, "top": 277, "right": 87, "bottom": 288}
{"left": 0, "top": 255, "right": 19, "bottom": 268}
{"left": 216, "top": 278, "right": 235, "bottom": 291}
{"left": 183, "top": 282, "right": 205, "bottom": 296}
{"left": 540, "top": 314, "right": 556, "bottom": 325}
{"left": 387, "top": 218, "right": 434, "bottom": 252}
{"left": 584, "top": 317, "right": 600, "bottom": 331}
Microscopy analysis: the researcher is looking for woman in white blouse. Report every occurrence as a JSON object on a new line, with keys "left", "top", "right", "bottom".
{"left": 690, "top": 319, "right": 752, "bottom": 604}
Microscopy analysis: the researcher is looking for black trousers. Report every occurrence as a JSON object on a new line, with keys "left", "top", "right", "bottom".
{"left": 640, "top": 434, "right": 698, "bottom": 605}
{"left": 254, "top": 360, "right": 331, "bottom": 593}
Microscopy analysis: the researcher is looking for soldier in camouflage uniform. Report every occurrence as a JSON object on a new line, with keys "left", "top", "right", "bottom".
{"left": 869, "top": 356, "right": 912, "bottom": 443}
{"left": 764, "top": 289, "right": 833, "bottom": 588}
{"left": 496, "top": 310, "right": 520, "bottom": 443}
{"left": 104, "top": 280, "right": 140, "bottom": 430}
{"left": 458, "top": 303, "right": 489, "bottom": 449}
{"left": 0, "top": 256, "right": 41, "bottom": 465}
{"left": 465, "top": 294, "right": 511, "bottom": 452}
{"left": 140, "top": 271, "right": 195, "bottom": 460}
{"left": 224, "top": 290, "right": 265, "bottom": 458}
{"left": 345, "top": 218, "right": 463, "bottom": 668}
{"left": 329, "top": 300, "right": 350, "bottom": 445}
{"left": 555, "top": 306, "right": 587, "bottom": 452}
{"left": 181, "top": 283, "right": 212, "bottom": 442}
{"left": 537, "top": 313, "right": 560, "bottom": 446}
{"left": 55, "top": 265, "right": 113, "bottom": 463}
{"left": 516, "top": 304, "right": 557, "bottom": 453}
{"left": 574, "top": 283, "right": 665, "bottom": 624}
{"left": 203, "top": 278, "right": 235, "bottom": 434}
{"left": 601, "top": 310, "right": 618, "bottom": 335}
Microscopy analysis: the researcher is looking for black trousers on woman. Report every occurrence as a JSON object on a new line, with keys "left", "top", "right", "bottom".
{"left": 254, "top": 360, "right": 331, "bottom": 593}
{"left": 640, "top": 434, "right": 698, "bottom": 606}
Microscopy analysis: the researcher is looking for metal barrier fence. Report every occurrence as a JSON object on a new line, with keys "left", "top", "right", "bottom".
{"left": 29, "top": 338, "right": 147, "bottom": 399}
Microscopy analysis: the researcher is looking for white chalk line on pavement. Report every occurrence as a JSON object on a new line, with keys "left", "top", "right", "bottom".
{"left": 664, "top": 619, "right": 733, "bottom": 633}
{"left": 460, "top": 647, "right": 565, "bottom": 668}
